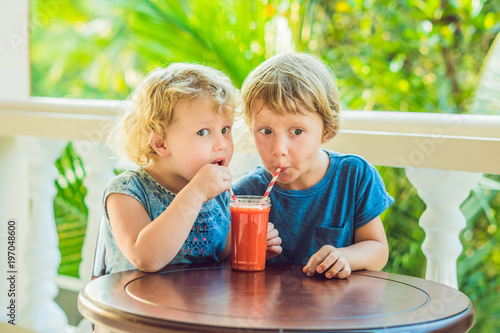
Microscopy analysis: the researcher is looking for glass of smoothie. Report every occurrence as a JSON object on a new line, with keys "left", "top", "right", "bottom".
{"left": 230, "top": 196, "right": 271, "bottom": 271}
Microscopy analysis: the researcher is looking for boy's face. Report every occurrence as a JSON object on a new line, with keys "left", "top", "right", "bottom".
{"left": 164, "top": 97, "right": 234, "bottom": 183}
{"left": 251, "top": 104, "right": 329, "bottom": 190}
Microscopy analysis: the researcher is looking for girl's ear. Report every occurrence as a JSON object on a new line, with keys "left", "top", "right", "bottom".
{"left": 149, "top": 133, "right": 170, "bottom": 157}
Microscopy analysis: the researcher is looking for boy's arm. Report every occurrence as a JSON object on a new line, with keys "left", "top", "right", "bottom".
{"left": 303, "top": 216, "right": 388, "bottom": 279}
{"left": 339, "top": 216, "right": 388, "bottom": 271}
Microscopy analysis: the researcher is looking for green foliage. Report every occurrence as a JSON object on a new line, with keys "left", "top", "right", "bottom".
{"left": 30, "top": 0, "right": 146, "bottom": 99}
{"left": 128, "top": 0, "right": 272, "bottom": 87}
{"left": 316, "top": 0, "right": 499, "bottom": 114}
{"left": 54, "top": 142, "right": 88, "bottom": 277}
{"left": 31, "top": 0, "right": 500, "bottom": 331}
{"left": 377, "top": 166, "right": 427, "bottom": 278}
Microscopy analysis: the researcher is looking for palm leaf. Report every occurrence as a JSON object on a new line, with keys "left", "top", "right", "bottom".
{"left": 128, "top": 0, "right": 273, "bottom": 87}
{"left": 470, "top": 33, "right": 500, "bottom": 115}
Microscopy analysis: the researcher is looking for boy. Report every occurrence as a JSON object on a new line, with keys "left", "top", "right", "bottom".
{"left": 234, "top": 53, "right": 394, "bottom": 279}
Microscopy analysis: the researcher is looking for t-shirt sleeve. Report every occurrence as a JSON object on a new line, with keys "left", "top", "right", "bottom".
{"left": 352, "top": 160, "right": 394, "bottom": 229}
{"left": 102, "top": 173, "right": 146, "bottom": 220}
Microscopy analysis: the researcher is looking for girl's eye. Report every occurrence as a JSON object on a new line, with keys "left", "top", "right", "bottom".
{"left": 222, "top": 126, "right": 231, "bottom": 134}
{"left": 291, "top": 129, "right": 303, "bottom": 135}
{"left": 258, "top": 128, "right": 272, "bottom": 135}
{"left": 197, "top": 129, "right": 210, "bottom": 136}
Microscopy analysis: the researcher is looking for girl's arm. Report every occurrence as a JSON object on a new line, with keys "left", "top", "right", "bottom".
{"left": 303, "top": 216, "right": 388, "bottom": 279}
{"left": 218, "top": 225, "right": 232, "bottom": 262}
{"left": 107, "top": 164, "right": 231, "bottom": 273}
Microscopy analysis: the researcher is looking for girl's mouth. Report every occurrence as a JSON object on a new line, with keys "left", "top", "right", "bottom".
{"left": 213, "top": 158, "right": 225, "bottom": 166}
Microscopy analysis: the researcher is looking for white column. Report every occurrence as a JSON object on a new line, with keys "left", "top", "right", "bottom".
{"left": 0, "top": 0, "right": 31, "bottom": 326}
{"left": 405, "top": 167, "right": 482, "bottom": 288}
{"left": 75, "top": 141, "right": 116, "bottom": 283}
{"left": 0, "top": 0, "right": 30, "bottom": 97}
{"left": 20, "top": 137, "right": 68, "bottom": 332}
{"left": 0, "top": 137, "right": 30, "bottom": 324}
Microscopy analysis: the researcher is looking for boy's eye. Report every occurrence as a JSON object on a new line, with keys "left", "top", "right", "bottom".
{"left": 258, "top": 128, "right": 272, "bottom": 135}
{"left": 222, "top": 126, "right": 231, "bottom": 134}
{"left": 291, "top": 129, "right": 303, "bottom": 135}
{"left": 197, "top": 129, "right": 210, "bottom": 136}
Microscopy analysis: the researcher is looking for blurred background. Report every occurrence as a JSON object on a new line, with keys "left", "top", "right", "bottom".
{"left": 29, "top": 0, "right": 499, "bottom": 331}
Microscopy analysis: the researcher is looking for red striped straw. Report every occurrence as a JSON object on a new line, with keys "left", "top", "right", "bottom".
{"left": 261, "top": 168, "right": 281, "bottom": 202}
{"left": 229, "top": 188, "right": 238, "bottom": 204}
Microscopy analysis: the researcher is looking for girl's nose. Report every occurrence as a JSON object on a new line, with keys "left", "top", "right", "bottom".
{"left": 214, "top": 133, "right": 228, "bottom": 151}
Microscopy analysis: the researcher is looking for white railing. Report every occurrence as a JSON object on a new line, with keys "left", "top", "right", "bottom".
{"left": 1, "top": 97, "right": 500, "bottom": 332}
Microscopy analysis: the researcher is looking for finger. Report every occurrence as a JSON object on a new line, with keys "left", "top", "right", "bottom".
{"left": 324, "top": 257, "right": 346, "bottom": 278}
{"left": 266, "top": 245, "right": 282, "bottom": 255}
{"left": 219, "top": 169, "right": 232, "bottom": 183}
{"left": 316, "top": 251, "right": 340, "bottom": 274}
{"left": 334, "top": 266, "right": 351, "bottom": 279}
{"left": 302, "top": 256, "right": 314, "bottom": 274}
{"left": 305, "top": 254, "right": 326, "bottom": 276}
{"left": 267, "top": 222, "right": 274, "bottom": 232}
{"left": 266, "top": 245, "right": 282, "bottom": 260}
{"left": 267, "top": 236, "right": 281, "bottom": 247}
{"left": 267, "top": 228, "right": 278, "bottom": 240}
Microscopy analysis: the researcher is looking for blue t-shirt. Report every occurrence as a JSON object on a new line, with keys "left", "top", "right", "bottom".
{"left": 102, "top": 168, "right": 230, "bottom": 274}
{"left": 233, "top": 150, "right": 394, "bottom": 265}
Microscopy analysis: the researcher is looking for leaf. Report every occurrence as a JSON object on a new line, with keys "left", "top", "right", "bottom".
{"left": 470, "top": 33, "right": 500, "bottom": 115}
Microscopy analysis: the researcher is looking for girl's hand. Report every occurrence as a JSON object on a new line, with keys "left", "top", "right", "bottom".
{"left": 302, "top": 245, "right": 352, "bottom": 279}
{"left": 266, "top": 222, "right": 282, "bottom": 260}
{"left": 189, "top": 164, "right": 232, "bottom": 202}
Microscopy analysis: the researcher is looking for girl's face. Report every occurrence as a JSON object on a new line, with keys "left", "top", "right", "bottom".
{"left": 163, "top": 97, "right": 234, "bottom": 187}
{"left": 251, "top": 104, "right": 329, "bottom": 190}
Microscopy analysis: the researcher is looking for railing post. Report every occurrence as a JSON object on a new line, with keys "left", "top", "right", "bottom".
{"left": 405, "top": 167, "right": 482, "bottom": 288}
{"left": 21, "top": 137, "right": 68, "bottom": 332}
{"left": 0, "top": 137, "right": 29, "bottom": 324}
{"left": 76, "top": 141, "right": 116, "bottom": 283}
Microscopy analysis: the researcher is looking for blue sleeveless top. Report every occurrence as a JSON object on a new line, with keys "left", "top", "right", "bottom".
{"left": 102, "top": 168, "right": 230, "bottom": 274}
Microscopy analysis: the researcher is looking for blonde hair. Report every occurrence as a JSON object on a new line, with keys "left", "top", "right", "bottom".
{"left": 108, "top": 63, "right": 237, "bottom": 166}
{"left": 241, "top": 53, "right": 340, "bottom": 141}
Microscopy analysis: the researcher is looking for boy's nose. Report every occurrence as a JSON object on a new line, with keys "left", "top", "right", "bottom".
{"left": 272, "top": 138, "right": 288, "bottom": 157}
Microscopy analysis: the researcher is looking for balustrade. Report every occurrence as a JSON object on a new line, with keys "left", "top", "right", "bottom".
{"left": 0, "top": 99, "right": 499, "bottom": 331}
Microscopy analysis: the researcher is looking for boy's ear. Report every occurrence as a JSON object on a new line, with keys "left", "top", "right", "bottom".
{"left": 321, "top": 128, "right": 332, "bottom": 143}
{"left": 149, "top": 133, "right": 170, "bottom": 157}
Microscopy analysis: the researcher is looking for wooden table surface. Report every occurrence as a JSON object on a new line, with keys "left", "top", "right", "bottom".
{"left": 78, "top": 263, "right": 474, "bottom": 332}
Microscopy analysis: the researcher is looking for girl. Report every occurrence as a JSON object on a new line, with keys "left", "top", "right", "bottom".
{"left": 103, "top": 63, "right": 281, "bottom": 274}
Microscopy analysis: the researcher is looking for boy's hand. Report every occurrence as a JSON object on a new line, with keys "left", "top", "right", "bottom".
{"left": 266, "top": 222, "right": 282, "bottom": 260}
{"left": 302, "top": 245, "right": 351, "bottom": 279}
{"left": 190, "top": 164, "right": 232, "bottom": 202}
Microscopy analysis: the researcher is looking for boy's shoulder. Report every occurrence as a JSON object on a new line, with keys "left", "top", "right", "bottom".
{"left": 233, "top": 166, "right": 268, "bottom": 193}
{"left": 326, "top": 150, "right": 375, "bottom": 172}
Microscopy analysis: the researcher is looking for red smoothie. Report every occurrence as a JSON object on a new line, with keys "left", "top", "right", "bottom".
{"left": 230, "top": 203, "right": 270, "bottom": 271}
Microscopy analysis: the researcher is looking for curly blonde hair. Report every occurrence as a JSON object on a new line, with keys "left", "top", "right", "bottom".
{"left": 108, "top": 63, "right": 237, "bottom": 166}
{"left": 241, "top": 53, "right": 340, "bottom": 141}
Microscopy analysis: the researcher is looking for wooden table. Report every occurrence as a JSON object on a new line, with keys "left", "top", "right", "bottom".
{"left": 78, "top": 263, "right": 474, "bottom": 332}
